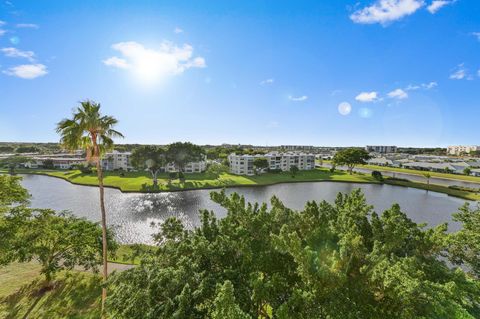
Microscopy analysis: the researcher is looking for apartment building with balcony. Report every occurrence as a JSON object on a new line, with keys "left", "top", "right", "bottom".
{"left": 101, "top": 151, "right": 132, "bottom": 171}
{"left": 228, "top": 152, "right": 315, "bottom": 175}
{"left": 164, "top": 160, "right": 207, "bottom": 173}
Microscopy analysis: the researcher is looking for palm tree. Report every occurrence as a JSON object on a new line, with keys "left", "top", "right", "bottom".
{"left": 423, "top": 172, "right": 431, "bottom": 192}
{"left": 56, "top": 100, "right": 123, "bottom": 315}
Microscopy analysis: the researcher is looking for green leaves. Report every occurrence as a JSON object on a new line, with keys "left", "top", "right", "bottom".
{"left": 332, "top": 148, "right": 371, "bottom": 174}
{"left": 107, "top": 189, "right": 480, "bottom": 318}
{"left": 0, "top": 206, "right": 117, "bottom": 282}
{"left": 0, "top": 174, "right": 29, "bottom": 207}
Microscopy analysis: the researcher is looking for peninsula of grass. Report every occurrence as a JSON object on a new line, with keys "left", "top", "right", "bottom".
{"left": 4, "top": 167, "right": 379, "bottom": 192}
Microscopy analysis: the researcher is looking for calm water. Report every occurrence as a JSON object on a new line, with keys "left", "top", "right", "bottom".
{"left": 20, "top": 174, "right": 473, "bottom": 244}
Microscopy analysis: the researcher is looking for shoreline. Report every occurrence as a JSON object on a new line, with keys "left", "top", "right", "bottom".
{"left": 5, "top": 169, "right": 479, "bottom": 201}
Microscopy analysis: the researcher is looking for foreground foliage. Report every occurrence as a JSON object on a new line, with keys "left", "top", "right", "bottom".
{"left": 107, "top": 189, "right": 480, "bottom": 318}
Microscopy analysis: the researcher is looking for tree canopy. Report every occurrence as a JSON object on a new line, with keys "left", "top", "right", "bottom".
{"left": 333, "top": 148, "right": 371, "bottom": 174}
{"left": 166, "top": 142, "right": 204, "bottom": 173}
{"left": 131, "top": 145, "right": 166, "bottom": 187}
{"left": 107, "top": 189, "right": 480, "bottom": 318}
{"left": 253, "top": 157, "right": 269, "bottom": 173}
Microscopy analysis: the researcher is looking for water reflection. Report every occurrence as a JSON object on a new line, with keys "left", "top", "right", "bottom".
{"left": 20, "top": 174, "right": 472, "bottom": 244}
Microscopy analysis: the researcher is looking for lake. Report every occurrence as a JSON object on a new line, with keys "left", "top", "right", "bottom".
{"left": 20, "top": 174, "right": 473, "bottom": 244}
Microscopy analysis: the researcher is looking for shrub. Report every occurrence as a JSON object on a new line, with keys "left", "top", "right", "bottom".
{"left": 371, "top": 171, "right": 383, "bottom": 181}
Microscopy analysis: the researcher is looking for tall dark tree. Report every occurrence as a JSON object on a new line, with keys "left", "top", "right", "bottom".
{"left": 131, "top": 145, "right": 166, "bottom": 187}
{"left": 253, "top": 157, "right": 269, "bottom": 174}
{"left": 166, "top": 142, "right": 204, "bottom": 177}
{"left": 56, "top": 100, "right": 123, "bottom": 314}
{"left": 333, "top": 148, "right": 371, "bottom": 174}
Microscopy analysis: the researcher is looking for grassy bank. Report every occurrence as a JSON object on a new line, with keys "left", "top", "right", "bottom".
{"left": 0, "top": 262, "right": 101, "bottom": 318}
{"left": 3, "top": 167, "right": 378, "bottom": 192}
{"left": 384, "top": 179, "right": 480, "bottom": 201}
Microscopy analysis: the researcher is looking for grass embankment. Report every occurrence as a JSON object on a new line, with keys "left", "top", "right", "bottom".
{"left": 321, "top": 160, "right": 480, "bottom": 183}
{"left": 361, "top": 164, "right": 480, "bottom": 183}
{"left": 4, "top": 167, "right": 378, "bottom": 192}
{"left": 0, "top": 263, "right": 101, "bottom": 318}
{"left": 384, "top": 179, "right": 480, "bottom": 201}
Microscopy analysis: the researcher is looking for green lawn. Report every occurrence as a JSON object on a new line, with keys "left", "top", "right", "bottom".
{"left": 0, "top": 263, "right": 101, "bottom": 318}
{"left": 320, "top": 160, "right": 480, "bottom": 183}
{"left": 384, "top": 179, "right": 480, "bottom": 201}
{"left": 360, "top": 164, "right": 480, "bottom": 182}
{"left": 4, "top": 167, "right": 379, "bottom": 192}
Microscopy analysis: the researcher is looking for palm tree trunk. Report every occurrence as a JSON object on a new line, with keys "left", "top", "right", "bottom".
{"left": 96, "top": 158, "right": 108, "bottom": 316}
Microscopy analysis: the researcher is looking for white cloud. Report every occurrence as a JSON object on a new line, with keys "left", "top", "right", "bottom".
{"left": 174, "top": 27, "right": 183, "bottom": 34}
{"left": 472, "top": 32, "right": 480, "bottom": 41}
{"left": 0, "top": 29, "right": 6, "bottom": 36}
{"left": 260, "top": 78, "right": 274, "bottom": 85}
{"left": 406, "top": 81, "right": 437, "bottom": 90}
{"left": 103, "top": 41, "right": 206, "bottom": 82}
{"left": 1, "top": 47, "right": 35, "bottom": 61}
{"left": 0, "top": 20, "right": 5, "bottom": 26}
{"left": 103, "top": 56, "right": 129, "bottom": 69}
{"left": 355, "top": 91, "right": 379, "bottom": 102}
{"left": 16, "top": 23, "right": 39, "bottom": 29}
{"left": 450, "top": 64, "right": 467, "bottom": 80}
{"left": 427, "top": 0, "right": 454, "bottom": 14}
{"left": 3, "top": 63, "right": 48, "bottom": 79}
{"left": 288, "top": 95, "right": 308, "bottom": 102}
{"left": 350, "top": 0, "right": 424, "bottom": 25}
{"left": 423, "top": 81, "right": 438, "bottom": 89}
{"left": 388, "top": 88, "right": 408, "bottom": 99}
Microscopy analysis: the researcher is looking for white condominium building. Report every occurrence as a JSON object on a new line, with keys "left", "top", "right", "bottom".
{"left": 165, "top": 160, "right": 207, "bottom": 173}
{"left": 365, "top": 145, "right": 397, "bottom": 154}
{"left": 101, "top": 151, "right": 132, "bottom": 171}
{"left": 447, "top": 145, "right": 480, "bottom": 156}
{"left": 228, "top": 152, "right": 315, "bottom": 175}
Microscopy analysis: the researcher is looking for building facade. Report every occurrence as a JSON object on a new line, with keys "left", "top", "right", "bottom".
{"left": 164, "top": 160, "right": 207, "bottom": 173}
{"left": 228, "top": 152, "right": 315, "bottom": 175}
{"left": 101, "top": 151, "right": 132, "bottom": 171}
{"left": 365, "top": 145, "right": 397, "bottom": 154}
{"left": 447, "top": 145, "right": 480, "bottom": 156}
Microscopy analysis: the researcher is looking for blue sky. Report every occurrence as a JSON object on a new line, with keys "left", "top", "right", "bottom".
{"left": 0, "top": 0, "right": 479, "bottom": 147}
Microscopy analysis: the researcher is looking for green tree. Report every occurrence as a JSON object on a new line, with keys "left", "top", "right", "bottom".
{"left": 333, "top": 148, "right": 371, "bottom": 174}
{"left": 56, "top": 100, "right": 123, "bottom": 313}
{"left": 0, "top": 155, "right": 31, "bottom": 174}
{"left": 423, "top": 172, "right": 431, "bottom": 191}
{"left": 131, "top": 145, "right": 166, "bottom": 188}
{"left": 253, "top": 157, "right": 269, "bottom": 174}
{"left": 448, "top": 203, "right": 480, "bottom": 278}
{"left": 206, "top": 162, "right": 229, "bottom": 179}
{"left": 0, "top": 207, "right": 116, "bottom": 284}
{"left": 371, "top": 170, "right": 383, "bottom": 181}
{"left": 166, "top": 142, "right": 204, "bottom": 179}
{"left": 43, "top": 158, "right": 55, "bottom": 169}
{"left": 289, "top": 165, "right": 299, "bottom": 178}
{"left": 107, "top": 189, "right": 480, "bottom": 318}
{"left": 0, "top": 174, "right": 29, "bottom": 208}
{"left": 211, "top": 281, "right": 251, "bottom": 319}
{"left": 464, "top": 167, "right": 472, "bottom": 176}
